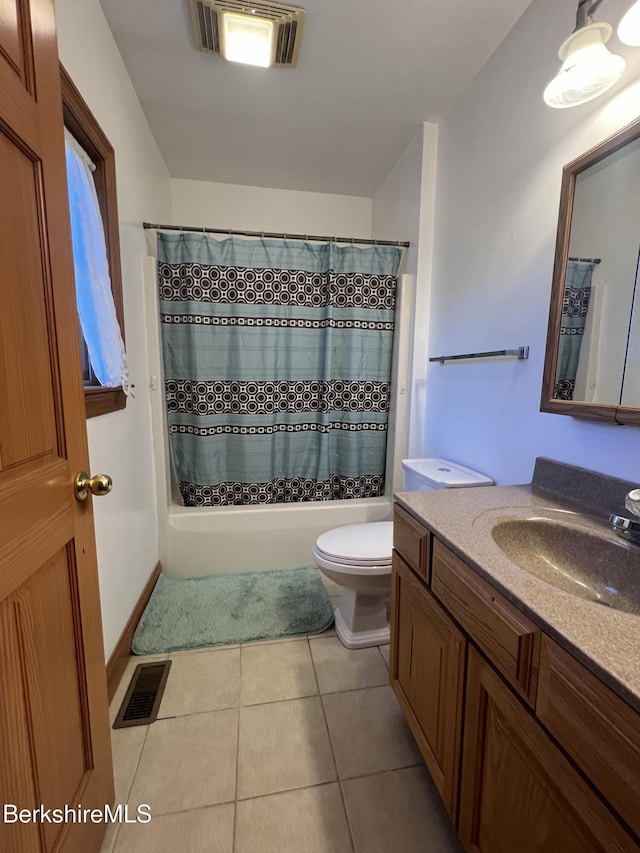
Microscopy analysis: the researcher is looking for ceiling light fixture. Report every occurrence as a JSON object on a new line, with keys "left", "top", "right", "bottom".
{"left": 618, "top": 0, "right": 640, "bottom": 45}
{"left": 190, "top": 1, "right": 305, "bottom": 69}
{"left": 221, "top": 12, "right": 274, "bottom": 67}
{"left": 544, "top": 0, "right": 625, "bottom": 109}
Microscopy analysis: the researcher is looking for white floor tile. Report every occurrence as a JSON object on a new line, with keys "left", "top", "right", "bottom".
{"left": 111, "top": 725, "right": 148, "bottom": 802}
{"left": 241, "top": 640, "right": 317, "bottom": 705}
{"left": 342, "top": 767, "right": 462, "bottom": 853}
{"left": 128, "top": 710, "right": 237, "bottom": 814}
{"left": 323, "top": 686, "right": 422, "bottom": 779}
{"left": 114, "top": 803, "right": 234, "bottom": 853}
{"left": 310, "top": 637, "right": 389, "bottom": 693}
{"left": 237, "top": 697, "right": 336, "bottom": 799}
{"left": 160, "top": 648, "right": 240, "bottom": 717}
{"left": 235, "top": 784, "right": 352, "bottom": 853}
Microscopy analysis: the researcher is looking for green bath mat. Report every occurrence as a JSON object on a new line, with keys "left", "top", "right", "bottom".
{"left": 132, "top": 567, "right": 334, "bottom": 654}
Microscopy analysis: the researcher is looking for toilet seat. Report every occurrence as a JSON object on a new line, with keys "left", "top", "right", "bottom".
{"left": 313, "top": 545, "right": 391, "bottom": 574}
{"left": 314, "top": 521, "right": 393, "bottom": 566}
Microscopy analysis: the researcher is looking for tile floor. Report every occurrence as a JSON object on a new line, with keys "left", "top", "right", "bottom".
{"left": 101, "top": 576, "right": 462, "bottom": 853}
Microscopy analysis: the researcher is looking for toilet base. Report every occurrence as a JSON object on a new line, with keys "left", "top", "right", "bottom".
{"left": 334, "top": 608, "right": 390, "bottom": 649}
{"left": 333, "top": 588, "right": 390, "bottom": 649}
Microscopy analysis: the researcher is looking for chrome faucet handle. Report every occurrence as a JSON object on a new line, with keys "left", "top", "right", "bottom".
{"left": 624, "top": 489, "right": 640, "bottom": 518}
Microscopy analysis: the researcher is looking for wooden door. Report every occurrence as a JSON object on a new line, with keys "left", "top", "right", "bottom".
{"left": 0, "top": 1, "right": 114, "bottom": 852}
{"left": 390, "top": 554, "right": 466, "bottom": 818}
{"left": 459, "top": 647, "right": 637, "bottom": 853}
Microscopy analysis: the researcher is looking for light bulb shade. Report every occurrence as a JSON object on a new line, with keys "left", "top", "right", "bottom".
{"left": 221, "top": 12, "right": 274, "bottom": 67}
{"left": 544, "top": 23, "right": 626, "bottom": 109}
{"left": 618, "top": 0, "right": 640, "bottom": 46}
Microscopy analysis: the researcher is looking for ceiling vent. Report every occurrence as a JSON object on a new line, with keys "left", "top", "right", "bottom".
{"left": 190, "top": 0, "right": 305, "bottom": 68}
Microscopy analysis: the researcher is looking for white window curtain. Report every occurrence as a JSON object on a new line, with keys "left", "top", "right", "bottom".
{"left": 64, "top": 129, "right": 129, "bottom": 392}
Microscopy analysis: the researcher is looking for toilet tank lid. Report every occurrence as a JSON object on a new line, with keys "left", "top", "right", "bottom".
{"left": 401, "top": 458, "right": 494, "bottom": 488}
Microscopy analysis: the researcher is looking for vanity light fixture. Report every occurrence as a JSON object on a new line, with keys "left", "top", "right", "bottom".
{"left": 618, "top": 0, "right": 640, "bottom": 45}
{"left": 544, "top": 0, "right": 625, "bottom": 108}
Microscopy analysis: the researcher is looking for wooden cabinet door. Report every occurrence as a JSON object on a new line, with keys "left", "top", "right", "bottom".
{"left": 0, "top": 2, "right": 114, "bottom": 852}
{"left": 390, "top": 553, "right": 466, "bottom": 818}
{"left": 537, "top": 636, "right": 640, "bottom": 840}
{"left": 459, "top": 647, "right": 637, "bottom": 853}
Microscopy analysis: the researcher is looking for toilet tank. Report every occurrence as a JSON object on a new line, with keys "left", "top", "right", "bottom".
{"left": 402, "top": 458, "right": 494, "bottom": 491}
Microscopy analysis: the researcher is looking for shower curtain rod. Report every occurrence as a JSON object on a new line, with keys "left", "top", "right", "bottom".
{"left": 569, "top": 255, "right": 601, "bottom": 264}
{"left": 143, "top": 222, "right": 410, "bottom": 248}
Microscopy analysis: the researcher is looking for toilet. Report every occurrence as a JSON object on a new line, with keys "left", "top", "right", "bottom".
{"left": 314, "top": 458, "right": 494, "bottom": 649}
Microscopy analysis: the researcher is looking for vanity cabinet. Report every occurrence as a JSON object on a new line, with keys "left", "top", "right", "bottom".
{"left": 390, "top": 504, "right": 640, "bottom": 853}
{"left": 390, "top": 552, "right": 465, "bottom": 817}
{"left": 459, "top": 647, "right": 635, "bottom": 853}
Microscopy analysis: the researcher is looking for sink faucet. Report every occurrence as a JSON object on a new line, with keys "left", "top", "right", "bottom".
{"left": 609, "top": 489, "right": 640, "bottom": 544}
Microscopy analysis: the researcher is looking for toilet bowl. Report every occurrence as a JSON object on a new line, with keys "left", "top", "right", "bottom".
{"left": 314, "top": 458, "right": 494, "bottom": 649}
{"left": 313, "top": 521, "right": 393, "bottom": 649}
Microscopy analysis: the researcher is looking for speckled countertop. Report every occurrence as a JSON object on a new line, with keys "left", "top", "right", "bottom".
{"left": 394, "top": 483, "right": 640, "bottom": 713}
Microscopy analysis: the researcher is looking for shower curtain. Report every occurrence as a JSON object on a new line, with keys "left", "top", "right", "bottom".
{"left": 554, "top": 260, "right": 594, "bottom": 401}
{"left": 157, "top": 233, "right": 402, "bottom": 506}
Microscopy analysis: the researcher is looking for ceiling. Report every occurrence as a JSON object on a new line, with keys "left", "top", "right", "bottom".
{"left": 99, "top": 0, "right": 534, "bottom": 197}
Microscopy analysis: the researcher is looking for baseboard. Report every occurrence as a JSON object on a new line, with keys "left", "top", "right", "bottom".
{"left": 106, "top": 561, "right": 162, "bottom": 702}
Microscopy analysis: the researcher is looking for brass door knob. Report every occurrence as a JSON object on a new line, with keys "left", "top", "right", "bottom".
{"left": 74, "top": 471, "right": 113, "bottom": 501}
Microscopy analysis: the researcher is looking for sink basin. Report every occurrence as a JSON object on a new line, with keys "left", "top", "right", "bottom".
{"left": 491, "top": 517, "right": 640, "bottom": 613}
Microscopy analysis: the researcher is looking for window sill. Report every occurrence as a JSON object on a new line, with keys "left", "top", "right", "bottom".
{"left": 85, "top": 386, "right": 126, "bottom": 419}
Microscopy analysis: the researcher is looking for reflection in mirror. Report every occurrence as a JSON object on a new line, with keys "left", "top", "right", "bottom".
{"left": 555, "top": 136, "right": 640, "bottom": 406}
{"left": 555, "top": 259, "right": 598, "bottom": 401}
{"left": 542, "top": 117, "right": 640, "bottom": 426}
{"left": 621, "top": 252, "right": 640, "bottom": 408}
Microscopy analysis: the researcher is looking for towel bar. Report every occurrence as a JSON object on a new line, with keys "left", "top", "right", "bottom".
{"left": 429, "top": 346, "right": 529, "bottom": 364}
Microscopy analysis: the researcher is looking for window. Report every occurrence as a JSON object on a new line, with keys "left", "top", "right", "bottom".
{"left": 61, "top": 65, "right": 127, "bottom": 418}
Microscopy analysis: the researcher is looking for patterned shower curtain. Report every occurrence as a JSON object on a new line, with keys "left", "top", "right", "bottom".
{"left": 157, "top": 233, "right": 402, "bottom": 506}
{"left": 554, "top": 260, "right": 594, "bottom": 401}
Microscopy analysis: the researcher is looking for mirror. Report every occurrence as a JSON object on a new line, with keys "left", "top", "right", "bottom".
{"left": 541, "top": 117, "right": 640, "bottom": 426}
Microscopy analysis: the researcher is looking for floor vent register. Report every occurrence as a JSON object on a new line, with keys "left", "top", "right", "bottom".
{"left": 113, "top": 660, "right": 172, "bottom": 728}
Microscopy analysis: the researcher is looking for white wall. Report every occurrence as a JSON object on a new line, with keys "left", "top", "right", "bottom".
{"left": 171, "top": 179, "right": 372, "bottom": 237}
{"left": 372, "top": 123, "right": 439, "bottom": 462}
{"left": 56, "top": 0, "right": 172, "bottom": 657}
{"left": 372, "top": 130, "right": 423, "bottom": 276}
{"left": 424, "top": 0, "right": 640, "bottom": 485}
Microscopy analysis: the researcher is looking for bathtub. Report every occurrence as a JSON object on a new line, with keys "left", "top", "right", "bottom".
{"left": 165, "top": 496, "right": 393, "bottom": 577}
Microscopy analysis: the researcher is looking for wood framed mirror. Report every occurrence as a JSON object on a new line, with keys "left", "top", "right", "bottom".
{"left": 541, "top": 117, "right": 640, "bottom": 426}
